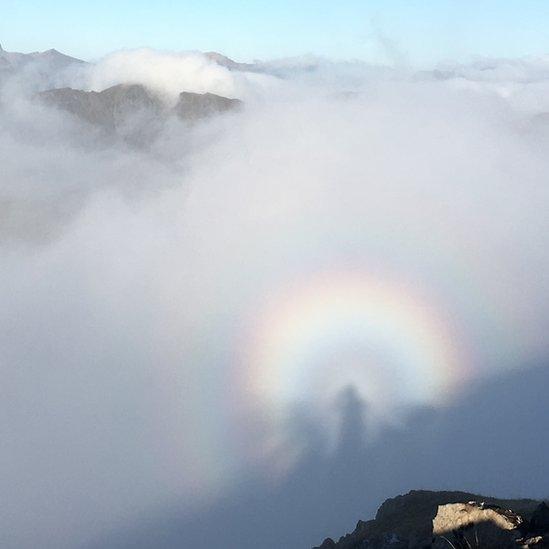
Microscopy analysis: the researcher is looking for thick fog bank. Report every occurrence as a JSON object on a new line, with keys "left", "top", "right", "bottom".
{"left": 2, "top": 49, "right": 549, "bottom": 548}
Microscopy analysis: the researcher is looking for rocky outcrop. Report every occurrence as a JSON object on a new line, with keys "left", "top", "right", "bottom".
{"left": 0, "top": 44, "right": 84, "bottom": 72}
{"left": 313, "top": 491, "right": 548, "bottom": 549}
{"left": 432, "top": 502, "right": 524, "bottom": 548}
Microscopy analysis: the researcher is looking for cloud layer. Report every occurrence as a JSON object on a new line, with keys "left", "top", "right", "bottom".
{"left": 2, "top": 50, "right": 549, "bottom": 548}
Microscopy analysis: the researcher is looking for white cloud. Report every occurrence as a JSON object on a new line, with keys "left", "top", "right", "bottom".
{"left": 2, "top": 48, "right": 549, "bottom": 548}
{"left": 81, "top": 48, "right": 276, "bottom": 102}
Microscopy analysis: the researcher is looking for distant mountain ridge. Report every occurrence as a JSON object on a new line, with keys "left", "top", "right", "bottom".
{"left": 0, "top": 44, "right": 255, "bottom": 74}
{"left": 0, "top": 43, "right": 85, "bottom": 72}
{"left": 204, "top": 51, "right": 259, "bottom": 72}
{"left": 0, "top": 43, "right": 320, "bottom": 85}
{"left": 0, "top": 43, "right": 244, "bottom": 146}
{"left": 37, "top": 83, "right": 242, "bottom": 145}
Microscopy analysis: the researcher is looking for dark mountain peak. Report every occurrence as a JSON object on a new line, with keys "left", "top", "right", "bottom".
{"left": 98, "top": 82, "right": 158, "bottom": 101}
{"left": 175, "top": 90, "right": 242, "bottom": 120}
{"left": 315, "top": 490, "right": 545, "bottom": 549}
{"left": 38, "top": 83, "right": 163, "bottom": 135}
{"left": 37, "top": 84, "right": 242, "bottom": 146}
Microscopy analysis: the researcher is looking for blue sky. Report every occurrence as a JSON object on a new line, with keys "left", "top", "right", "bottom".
{"left": 2, "top": 0, "right": 549, "bottom": 66}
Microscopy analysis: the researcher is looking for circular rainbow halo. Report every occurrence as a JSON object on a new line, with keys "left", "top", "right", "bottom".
{"left": 243, "top": 270, "right": 465, "bottom": 414}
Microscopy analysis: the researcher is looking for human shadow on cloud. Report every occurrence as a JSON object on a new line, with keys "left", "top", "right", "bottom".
{"left": 89, "top": 360, "right": 549, "bottom": 549}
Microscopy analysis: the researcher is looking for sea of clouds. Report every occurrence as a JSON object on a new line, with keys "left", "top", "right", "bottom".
{"left": 2, "top": 48, "right": 549, "bottom": 548}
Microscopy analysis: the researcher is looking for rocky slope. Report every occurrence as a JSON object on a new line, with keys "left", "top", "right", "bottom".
{"left": 37, "top": 83, "right": 242, "bottom": 145}
{"left": 314, "top": 491, "right": 549, "bottom": 549}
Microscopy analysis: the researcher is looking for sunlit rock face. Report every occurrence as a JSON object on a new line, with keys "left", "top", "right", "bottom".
{"left": 432, "top": 502, "right": 523, "bottom": 548}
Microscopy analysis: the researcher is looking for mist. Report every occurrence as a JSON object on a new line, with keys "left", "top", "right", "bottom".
{"left": 2, "top": 48, "right": 549, "bottom": 548}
